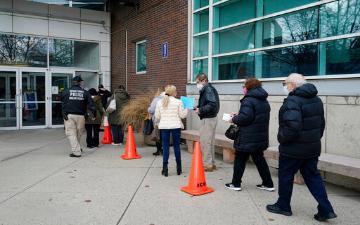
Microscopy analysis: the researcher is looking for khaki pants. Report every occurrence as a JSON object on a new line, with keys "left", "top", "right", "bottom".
{"left": 64, "top": 114, "right": 85, "bottom": 156}
{"left": 199, "top": 117, "right": 217, "bottom": 167}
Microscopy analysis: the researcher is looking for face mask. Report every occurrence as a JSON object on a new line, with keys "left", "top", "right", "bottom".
{"left": 196, "top": 84, "right": 203, "bottom": 90}
{"left": 242, "top": 87, "right": 248, "bottom": 95}
{"left": 283, "top": 86, "right": 289, "bottom": 95}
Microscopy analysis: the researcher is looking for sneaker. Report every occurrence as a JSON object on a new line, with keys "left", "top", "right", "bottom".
{"left": 266, "top": 203, "right": 292, "bottom": 216}
{"left": 111, "top": 143, "right": 121, "bottom": 146}
{"left": 69, "top": 153, "right": 81, "bottom": 158}
{"left": 256, "top": 184, "right": 275, "bottom": 192}
{"left": 204, "top": 165, "right": 216, "bottom": 172}
{"left": 225, "top": 183, "right": 242, "bottom": 191}
{"left": 314, "top": 212, "right": 337, "bottom": 222}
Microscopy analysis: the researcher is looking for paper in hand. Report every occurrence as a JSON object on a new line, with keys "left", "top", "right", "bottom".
{"left": 180, "top": 96, "right": 195, "bottom": 109}
{"left": 222, "top": 113, "right": 232, "bottom": 122}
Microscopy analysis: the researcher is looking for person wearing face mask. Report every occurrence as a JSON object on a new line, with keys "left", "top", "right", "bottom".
{"left": 194, "top": 73, "right": 220, "bottom": 172}
{"left": 225, "top": 78, "right": 274, "bottom": 192}
{"left": 267, "top": 73, "right": 337, "bottom": 222}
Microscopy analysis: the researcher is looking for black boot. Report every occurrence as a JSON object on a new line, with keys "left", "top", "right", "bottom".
{"left": 161, "top": 163, "right": 168, "bottom": 177}
{"left": 176, "top": 161, "right": 182, "bottom": 175}
{"left": 153, "top": 142, "right": 163, "bottom": 156}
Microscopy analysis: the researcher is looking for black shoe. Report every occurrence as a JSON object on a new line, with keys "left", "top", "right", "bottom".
{"left": 87, "top": 145, "right": 94, "bottom": 148}
{"left": 153, "top": 150, "right": 160, "bottom": 156}
{"left": 314, "top": 212, "right": 337, "bottom": 222}
{"left": 256, "top": 184, "right": 275, "bottom": 192}
{"left": 177, "top": 163, "right": 182, "bottom": 175}
{"left": 225, "top": 183, "right": 242, "bottom": 191}
{"left": 266, "top": 204, "right": 292, "bottom": 216}
{"left": 161, "top": 164, "right": 168, "bottom": 177}
{"left": 69, "top": 153, "right": 81, "bottom": 158}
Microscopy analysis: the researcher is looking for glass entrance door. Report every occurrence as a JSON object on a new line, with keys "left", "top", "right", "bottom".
{"left": 0, "top": 70, "right": 19, "bottom": 129}
{"left": 20, "top": 71, "right": 47, "bottom": 128}
{"left": 50, "top": 72, "right": 73, "bottom": 126}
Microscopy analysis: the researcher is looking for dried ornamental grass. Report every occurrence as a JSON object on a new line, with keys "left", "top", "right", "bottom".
{"left": 120, "top": 95, "right": 152, "bottom": 131}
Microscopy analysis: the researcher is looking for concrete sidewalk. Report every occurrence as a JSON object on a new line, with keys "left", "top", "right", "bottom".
{"left": 0, "top": 129, "right": 359, "bottom": 225}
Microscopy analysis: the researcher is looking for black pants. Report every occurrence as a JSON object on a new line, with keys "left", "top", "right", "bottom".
{"left": 276, "top": 155, "right": 334, "bottom": 214}
{"left": 232, "top": 151, "right": 273, "bottom": 187}
{"left": 85, "top": 124, "right": 100, "bottom": 147}
{"left": 111, "top": 124, "right": 124, "bottom": 144}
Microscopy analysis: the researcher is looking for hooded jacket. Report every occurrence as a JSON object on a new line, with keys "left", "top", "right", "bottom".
{"left": 278, "top": 83, "right": 325, "bottom": 159}
{"left": 232, "top": 86, "right": 270, "bottom": 152}
{"left": 107, "top": 89, "right": 130, "bottom": 125}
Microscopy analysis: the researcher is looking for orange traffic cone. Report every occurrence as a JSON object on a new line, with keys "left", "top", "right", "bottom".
{"left": 181, "top": 141, "right": 214, "bottom": 196}
{"left": 101, "top": 116, "right": 112, "bottom": 144}
{"left": 121, "top": 125, "right": 141, "bottom": 160}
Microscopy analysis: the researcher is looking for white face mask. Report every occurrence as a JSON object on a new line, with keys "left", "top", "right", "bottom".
{"left": 196, "top": 84, "right": 203, "bottom": 90}
{"left": 283, "top": 86, "right": 289, "bottom": 95}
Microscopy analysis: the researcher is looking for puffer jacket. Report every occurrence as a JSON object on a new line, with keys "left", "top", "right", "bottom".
{"left": 278, "top": 83, "right": 325, "bottom": 159}
{"left": 197, "top": 83, "right": 220, "bottom": 120}
{"left": 86, "top": 96, "right": 105, "bottom": 124}
{"left": 107, "top": 89, "right": 130, "bottom": 125}
{"left": 232, "top": 86, "right": 270, "bottom": 152}
{"left": 155, "top": 96, "right": 188, "bottom": 129}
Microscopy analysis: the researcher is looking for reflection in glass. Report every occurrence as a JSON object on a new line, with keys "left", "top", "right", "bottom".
{"left": 213, "top": 53, "right": 255, "bottom": 80}
{"left": 193, "top": 35, "right": 209, "bottom": 57}
{"left": 325, "top": 37, "right": 360, "bottom": 75}
{"left": 136, "top": 42, "right": 147, "bottom": 72}
{"left": 49, "top": 39, "right": 74, "bottom": 67}
{"left": 194, "top": 0, "right": 209, "bottom": 10}
{"left": 214, "top": 24, "right": 255, "bottom": 54}
{"left": 193, "top": 59, "right": 208, "bottom": 81}
{"left": 194, "top": 10, "right": 209, "bottom": 34}
{"left": 320, "top": 0, "right": 360, "bottom": 37}
{"left": 0, "top": 71, "right": 17, "bottom": 128}
{"left": 22, "top": 72, "right": 46, "bottom": 126}
{"left": 51, "top": 73, "right": 72, "bottom": 125}
{"left": 0, "top": 34, "right": 47, "bottom": 67}
{"left": 213, "top": 0, "right": 255, "bottom": 28}
{"left": 262, "top": 7, "right": 318, "bottom": 47}
{"left": 258, "top": 43, "right": 318, "bottom": 78}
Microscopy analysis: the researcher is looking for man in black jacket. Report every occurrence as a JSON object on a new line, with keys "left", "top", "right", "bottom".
{"left": 61, "top": 76, "right": 95, "bottom": 157}
{"left": 194, "top": 73, "right": 220, "bottom": 172}
{"left": 267, "top": 73, "right": 337, "bottom": 222}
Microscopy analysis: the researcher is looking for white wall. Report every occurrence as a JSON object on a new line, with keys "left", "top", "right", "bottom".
{"left": 0, "top": 0, "right": 111, "bottom": 89}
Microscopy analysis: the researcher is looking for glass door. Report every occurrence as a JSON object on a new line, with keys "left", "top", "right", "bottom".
{"left": 20, "top": 70, "right": 47, "bottom": 128}
{"left": 50, "top": 72, "right": 73, "bottom": 126}
{"left": 0, "top": 70, "right": 19, "bottom": 130}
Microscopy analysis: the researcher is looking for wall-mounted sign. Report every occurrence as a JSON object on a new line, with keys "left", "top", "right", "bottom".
{"left": 162, "top": 42, "right": 168, "bottom": 58}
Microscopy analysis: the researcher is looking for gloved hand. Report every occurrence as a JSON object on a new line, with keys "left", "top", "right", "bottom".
{"left": 63, "top": 113, "right": 68, "bottom": 121}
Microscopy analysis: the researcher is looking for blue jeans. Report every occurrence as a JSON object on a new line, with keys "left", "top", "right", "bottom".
{"left": 276, "top": 155, "right": 334, "bottom": 215}
{"left": 161, "top": 128, "right": 181, "bottom": 165}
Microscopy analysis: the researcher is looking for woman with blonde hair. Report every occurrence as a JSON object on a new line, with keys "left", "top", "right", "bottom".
{"left": 155, "top": 85, "right": 188, "bottom": 177}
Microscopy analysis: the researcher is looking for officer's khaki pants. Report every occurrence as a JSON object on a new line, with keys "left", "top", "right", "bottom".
{"left": 199, "top": 117, "right": 218, "bottom": 167}
{"left": 64, "top": 114, "right": 85, "bottom": 156}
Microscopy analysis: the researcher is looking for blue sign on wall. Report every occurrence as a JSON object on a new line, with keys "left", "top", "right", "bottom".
{"left": 162, "top": 42, "right": 168, "bottom": 58}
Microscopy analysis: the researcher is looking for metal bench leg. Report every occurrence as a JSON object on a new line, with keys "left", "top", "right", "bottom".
{"left": 223, "top": 148, "right": 235, "bottom": 163}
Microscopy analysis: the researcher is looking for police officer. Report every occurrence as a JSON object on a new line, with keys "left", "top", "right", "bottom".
{"left": 61, "top": 76, "right": 95, "bottom": 157}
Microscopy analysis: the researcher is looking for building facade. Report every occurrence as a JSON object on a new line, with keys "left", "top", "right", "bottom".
{"left": 110, "top": 0, "right": 188, "bottom": 96}
{"left": 187, "top": 0, "right": 360, "bottom": 189}
{"left": 0, "top": 0, "right": 111, "bottom": 130}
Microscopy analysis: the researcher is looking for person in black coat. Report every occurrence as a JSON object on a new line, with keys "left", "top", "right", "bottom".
{"left": 225, "top": 78, "right": 274, "bottom": 192}
{"left": 267, "top": 73, "right": 337, "bottom": 222}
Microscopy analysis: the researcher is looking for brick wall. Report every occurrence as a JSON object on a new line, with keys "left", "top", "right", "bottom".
{"left": 111, "top": 0, "right": 188, "bottom": 97}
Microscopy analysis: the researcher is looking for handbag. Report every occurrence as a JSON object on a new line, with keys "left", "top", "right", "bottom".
{"left": 225, "top": 124, "right": 239, "bottom": 140}
{"left": 143, "top": 119, "right": 154, "bottom": 135}
{"left": 106, "top": 99, "right": 116, "bottom": 113}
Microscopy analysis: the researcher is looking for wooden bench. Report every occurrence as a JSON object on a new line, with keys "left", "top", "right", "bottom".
{"left": 181, "top": 130, "right": 360, "bottom": 181}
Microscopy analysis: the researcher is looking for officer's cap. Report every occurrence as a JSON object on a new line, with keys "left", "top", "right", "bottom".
{"left": 73, "top": 76, "right": 83, "bottom": 82}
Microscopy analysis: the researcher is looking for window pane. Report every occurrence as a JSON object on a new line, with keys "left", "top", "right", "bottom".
{"left": 137, "top": 42, "right": 147, "bottom": 72}
{"left": 213, "top": 54, "right": 255, "bottom": 80}
{"left": 262, "top": 7, "right": 318, "bottom": 47}
{"left": 258, "top": 43, "right": 318, "bottom": 78}
{"left": 214, "top": 0, "right": 255, "bottom": 28}
{"left": 194, "top": 0, "right": 209, "bottom": 10}
{"left": 324, "top": 37, "right": 360, "bottom": 75}
{"left": 214, "top": 24, "right": 255, "bottom": 54}
{"left": 194, "top": 10, "right": 209, "bottom": 34}
{"left": 74, "top": 41, "right": 99, "bottom": 70}
{"left": 263, "top": 0, "right": 318, "bottom": 15}
{"left": 320, "top": 0, "right": 360, "bottom": 38}
{"left": 193, "top": 35, "right": 209, "bottom": 57}
{"left": 49, "top": 39, "right": 74, "bottom": 67}
{"left": 193, "top": 59, "right": 208, "bottom": 80}
{"left": 0, "top": 34, "right": 47, "bottom": 67}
